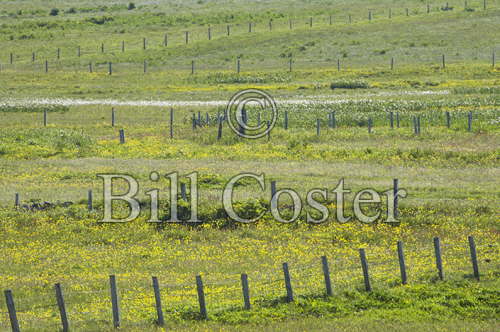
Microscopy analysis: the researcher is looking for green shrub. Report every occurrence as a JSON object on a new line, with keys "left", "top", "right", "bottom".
{"left": 330, "top": 80, "right": 369, "bottom": 89}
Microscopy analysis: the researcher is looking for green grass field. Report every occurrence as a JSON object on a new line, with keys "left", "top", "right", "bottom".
{"left": 0, "top": 0, "right": 499, "bottom": 331}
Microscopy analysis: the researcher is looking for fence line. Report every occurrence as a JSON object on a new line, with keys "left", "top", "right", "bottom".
{"left": 2, "top": 236, "right": 496, "bottom": 331}
{"left": 0, "top": 0, "right": 496, "bottom": 65}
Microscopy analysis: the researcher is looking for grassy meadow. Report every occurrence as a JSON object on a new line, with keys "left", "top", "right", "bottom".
{"left": 0, "top": 0, "right": 499, "bottom": 331}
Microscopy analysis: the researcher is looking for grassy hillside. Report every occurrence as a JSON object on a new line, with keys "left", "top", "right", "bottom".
{"left": 0, "top": 1, "right": 499, "bottom": 331}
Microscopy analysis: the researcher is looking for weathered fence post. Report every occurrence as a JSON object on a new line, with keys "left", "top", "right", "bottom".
{"left": 316, "top": 119, "right": 320, "bottom": 136}
{"left": 467, "top": 112, "right": 472, "bottom": 132}
{"left": 433, "top": 237, "right": 444, "bottom": 280}
{"left": 269, "top": 20, "right": 272, "bottom": 31}
{"left": 329, "top": 14, "right": 332, "bottom": 25}
{"left": 121, "top": 40, "right": 125, "bottom": 52}
{"left": 101, "top": 43, "right": 104, "bottom": 53}
{"left": 397, "top": 241, "right": 407, "bottom": 285}
{"left": 14, "top": 193, "right": 19, "bottom": 208}
{"left": 390, "top": 111, "right": 394, "bottom": 128}
{"left": 89, "top": 62, "right": 93, "bottom": 73}
{"left": 271, "top": 180, "right": 277, "bottom": 199}
{"left": 337, "top": 59, "right": 341, "bottom": 71}
{"left": 217, "top": 118, "right": 223, "bottom": 140}
{"left": 237, "top": 58, "right": 240, "bottom": 74}
{"left": 4, "top": 290, "right": 20, "bottom": 332}
{"left": 417, "top": 116, "right": 421, "bottom": 134}
{"left": 196, "top": 275, "right": 207, "bottom": 319}
{"left": 406, "top": 8, "right": 409, "bottom": 16}
{"left": 55, "top": 283, "right": 69, "bottom": 332}
{"left": 368, "top": 10, "right": 372, "bottom": 21}
{"left": 309, "top": 17, "right": 313, "bottom": 27}
{"left": 170, "top": 108, "right": 174, "bottom": 139}
{"left": 152, "top": 276, "right": 165, "bottom": 326}
{"left": 180, "top": 183, "right": 187, "bottom": 201}
{"left": 111, "top": 108, "right": 115, "bottom": 127}
{"left": 282, "top": 262, "right": 294, "bottom": 302}
{"left": 368, "top": 118, "right": 372, "bottom": 133}
{"left": 143, "top": 37, "right": 146, "bottom": 50}
{"left": 43, "top": 110, "right": 47, "bottom": 126}
{"left": 108, "top": 61, "right": 112, "bottom": 75}
{"left": 267, "top": 120, "right": 271, "bottom": 141}
{"left": 143, "top": 60, "right": 147, "bottom": 73}
{"left": 109, "top": 275, "right": 120, "bottom": 328}
{"left": 87, "top": 189, "right": 93, "bottom": 211}
{"left": 32, "top": 52, "right": 35, "bottom": 62}
{"left": 446, "top": 111, "right": 451, "bottom": 128}
{"left": 45, "top": 60, "right": 48, "bottom": 73}
{"left": 248, "top": 22, "right": 252, "bottom": 33}
{"left": 164, "top": 33, "right": 168, "bottom": 46}
{"left": 359, "top": 249, "right": 371, "bottom": 291}
{"left": 321, "top": 256, "right": 333, "bottom": 296}
{"left": 227, "top": 25, "right": 231, "bottom": 36}
{"left": 241, "top": 274, "right": 251, "bottom": 309}
{"left": 119, "top": 129, "right": 125, "bottom": 144}
{"left": 10, "top": 52, "right": 13, "bottom": 64}
{"left": 289, "top": 58, "right": 292, "bottom": 72}
{"left": 427, "top": 4, "right": 430, "bottom": 13}
{"left": 393, "top": 178, "right": 399, "bottom": 218}
{"left": 185, "top": 31, "right": 189, "bottom": 44}
{"left": 391, "top": 57, "right": 394, "bottom": 70}
{"left": 208, "top": 26, "right": 211, "bottom": 40}
{"left": 191, "top": 60, "right": 195, "bottom": 75}
{"left": 284, "top": 111, "right": 289, "bottom": 130}
{"left": 57, "top": 48, "right": 60, "bottom": 60}
{"left": 468, "top": 236, "right": 480, "bottom": 280}
{"left": 396, "top": 112, "right": 400, "bottom": 128}
{"left": 442, "top": 54, "right": 445, "bottom": 69}
{"left": 332, "top": 111, "right": 336, "bottom": 128}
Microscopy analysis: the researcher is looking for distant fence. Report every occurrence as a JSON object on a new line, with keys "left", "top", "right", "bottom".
{"left": 1, "top": 236, "right": 497, "bottom": 331}
{"left": 0, "top": 0, "right": 497, "bottom": 73}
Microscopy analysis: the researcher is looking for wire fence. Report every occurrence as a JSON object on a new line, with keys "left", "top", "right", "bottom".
{"left": 1, "top": 236, "right": 498, "bottom": 331}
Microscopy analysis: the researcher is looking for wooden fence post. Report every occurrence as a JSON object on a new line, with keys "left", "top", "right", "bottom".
{"left": 492, "top": 50, "right": 495, "bottom": 68}
{"left": 121, "top": 40, "right": 125, "bottom": 52}
{"left": 111, "top": 108, "right": 115, "bottom": 127}
{"left": 108, "top": 62, "right": 112, "bottom": 75}
{"left": 237, "top": 58, "right": 240, "bottom": 73}
{"left": 185, "top": 31, "right": 189, "bottom": 44}
{"left": 143, "top": 37, "right": 146, "bottom": 50}
{"left": 119, "top": 129, "right": 125, "bottom": 144}
{"left": 101, "top": 43, "right": 104, "bottom": 53}
{"left": 45, "top": 60, "right": 48, "bottom": 73}
{"left": 55, "top": 283, "right": 69, "bottom": 332}
{"left": 282, "top": 262, "right": 294, "bottom": 302}
{"left": 359, "top": 249, "right": 371, "bottom": 291}
{"left": 191, "top": 60, "right": 195, "bottom": 75}
{"left": 337, "top": 59, "right": 340, "bottom": 71}
{"left": 248, "top": 22, "right": 252, "bottom": 33}
{"left": 406, "top": 8, "right": 409, "bottom": 16}
{"left": 208, "top": 26, "right": 211, "bottom": 40}
{"left": 332, "top": 111, "right": 336, "bottom": 128}
{"left": 164, "top": 33, "right": 168, "bottom": 46}
{"left": 397, "top": 241, "right": 407, "bottom": 285}
{"left": 309, "top": 17, "right": 313, "bottom": 27}
{"left": 43, "top": 110, "right": 47, "bottom": 127}
{"left": 89, "top": 62, "right": 93, "bottom": 73}
{"left": 10, "top": 52, "right": 13, "bottom": 64}
{"left": 32, "top": 52, "right": 35, "bottom": 62}
{"left": 14, "top": 193, "right": 19, "bottom": 208}
{"left": 417, "top": 116, "right": 421, "bottom": 134}
{"left": 241, "top": 274, "right": 251, "bottom": 309}
{"left": 391, "top": 57, "right": 394, "bottom": 70}
{"left": 368, "top": 118, "right": 372, "bottom": 133}
{"left": 446, "top": 111, "right": 451, "bottom": 128}
{"left": 109, "top": 275, "right": 120, "bottom": 328}
{"left": 396, "top": 112, "right": 400, "bottom": 128}
{"left": 329, "top": 14, "right": 332, "bottom": 25}
{"left": 390, "top": 111, "right": 394, "bottom": 128}
{"left": 368, "top": 10, "right": 372, "bottom": 21}
{"left": 267, "top": 120, "right": 271, "bottom": 141}
{"left": 427, "top": 4, "right": 430, "bottom": 13}
{"left": 393, "top": 178, "right": 399, "bottom": 218}
{"left": 468, "top": 236, "right": 480, "bottom": 280}
{"left": 467, "top": 112, "right": 472, "bottom": 132}
{"left": 170, "top": 108, "right": 174, "bottom": 139}
{"left": 269, "top": 20, "right": 272, "bottom": 31}
{"left": 143, "top": 60, "right": 147, "bottom": 73}
{"left": 321, "top": 256, "right": 333, "bottom": 296}
{"left": 227, "top": 25, "right": 231, "bottom": 36}
{"left": 433, "top": 237, "right": 444, "bottom": 280}
{"left": 179, "top": 182, "right": 188, "bottom": 201}
{"left": 87, "top": 189, "right": 93, "bottom": 211}
{"left": 316, "top": 119, "right": 320, "bottom": 136}
{"left": 442, "top": 54, "right": 445, "bottom": 69}
{"left": 4, "top": 290, "right": 20, "bottom": 332}
{"left": 217, "top": 118, "right": 223, "bottom": 140}
{"left": 196, "top": 275, "right": 207, "bottom": 319}
{"left": 152, "top": 276, "right": 165, "bottom": 326}
{"left": 284, "top": 111, "right": 288, "bottom": 130}
{"left": 289, "top": 58, "right": 292, "bottom": 72}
